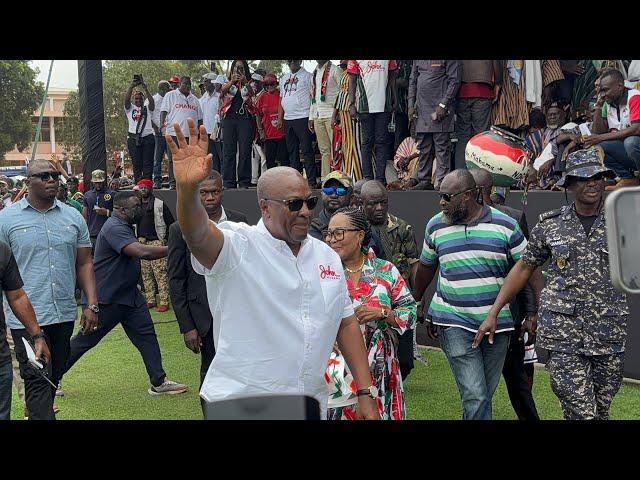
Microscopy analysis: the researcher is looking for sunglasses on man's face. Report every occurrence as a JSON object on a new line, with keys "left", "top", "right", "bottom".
{"left": 322, "top": 186, "right": 349, "bottom": 196}
{"left": 439, "top": 188, "right": 475, "bottom": 203}
{"left": 30, "top": 171, "right": 60, "bottom": 181}
{"left": 264, "top": 196, "right": 319, "bottom": 212}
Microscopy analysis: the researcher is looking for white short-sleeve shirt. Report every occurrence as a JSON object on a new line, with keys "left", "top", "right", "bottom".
{"left": 125, "top": 99, "right": 155, "bottom": 137}
{"left": 279, "top": 67, "right": 313, "bottom": 121}
{"left": 161, "top": 89, "right": 203, "bottom": 137}
{"left": 192, "top": 219, "right": 354, "bottom": 415}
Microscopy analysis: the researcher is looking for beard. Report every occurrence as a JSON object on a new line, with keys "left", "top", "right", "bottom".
{"left": 444, "top": 203, "right": 468, "bottom": 224}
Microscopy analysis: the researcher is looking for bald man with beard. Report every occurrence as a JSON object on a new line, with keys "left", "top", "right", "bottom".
{"left": 168, "top": 118, "right": 379, "bottom": 419}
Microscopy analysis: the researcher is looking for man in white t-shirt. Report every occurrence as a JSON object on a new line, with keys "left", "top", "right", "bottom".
{"left": 200, "top": 73, "right": 223, "bottom": 175}
{"left": 347, "top": 60, "right": 398, "bottom": 183}
{"left": 160, "top": 76, "right": 203, "bottom": 189}
{"left": 585, "top": 68, "right": 640, "bottom": 190}
{"left": 166, "top": 118, "right": 380, "bottom": 419}
{"left": 124, "top": 79, "right": 156, "bottom": 183}
{"left": 309, "top": 60, "right": 342, "bottom": 180}
{"left": 151, "top": 80, "right": 171, "bottom": 189}
{"left": 278, "top": 60, "right": 317, "bottom": 188}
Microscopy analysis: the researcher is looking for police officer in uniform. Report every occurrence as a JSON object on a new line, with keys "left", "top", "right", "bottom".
{"left": 82, "top": 169, "right": 117, "bottom": 252}
{"left": 476, "top": 146, "right": 628, "bottom": 420}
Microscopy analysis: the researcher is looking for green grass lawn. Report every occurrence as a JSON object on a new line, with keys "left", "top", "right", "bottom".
{"left": 10, "top": 309, "right": 640, "bottom": 420}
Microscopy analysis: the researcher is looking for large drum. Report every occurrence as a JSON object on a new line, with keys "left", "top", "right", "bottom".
{"left": 465, "top": 126, "right": 531, "bottom": 187}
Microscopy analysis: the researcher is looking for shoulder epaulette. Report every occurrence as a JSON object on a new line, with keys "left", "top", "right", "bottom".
{"left": 539, "top": 208, "right": 563, "bottom": 222}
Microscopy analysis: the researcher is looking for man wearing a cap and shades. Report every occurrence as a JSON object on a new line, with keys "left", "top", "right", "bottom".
{"left": 482, "top": 147, "right": 629, "bottom": 420}
{"left": 309, "top": 172, "right": 386, "bottom": 259}
{"left": 136, "top": 179, "right": 174, "bottom": 312}
{"left": 200, "top": 73, "right": 224, "bottom": 175}
{"left": 152, "top": 80, "right": 172, "bottom": 189}
{"left": 83, "top": 169, "right": 117, "bottom": 252}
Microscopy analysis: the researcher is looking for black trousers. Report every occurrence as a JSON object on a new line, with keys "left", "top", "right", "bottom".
{"left": 222, "top": 114, "right": 254, "bottom": 189}
{"left": 198, "top": 326, "right": 216, "bottom": 417}
{"left": 264, "top": 138, "right": 289, "bottom": 169}
{"left": 502, "top": 326, "right": 540, "bottom": 420}
{"left": 11, "top": 321, "right": 75, "bottom": 420}
{"left": 397, "top": 328, "right": 415, "bottom": 381}
{"left": 208, "top": 135, "right": 223, "bottom": 176}
{"left": 65, "top": 303, "right": 166, "bottom": 387}
{"left": 394, "top": 112, "right": 410, "bottom": 151}
{"left": 127, "top": 133, "right": 155, "bottom": 183}
{"left": 285, "top": 118, "right": 316, "bottom": 186}
{"left": 359, "top": 111, "right": 392, "bottom": 181}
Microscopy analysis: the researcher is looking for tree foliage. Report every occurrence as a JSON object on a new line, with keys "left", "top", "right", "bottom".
{"left": 0, "top": 61, "right": 44, "bottom": 164}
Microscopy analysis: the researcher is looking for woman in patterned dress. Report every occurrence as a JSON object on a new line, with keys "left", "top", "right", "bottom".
{"left": 332, "top": 61, "right": 363, "bottom": 181}
{"left": 324, "top": 206, "right": 417, "bottom": 420}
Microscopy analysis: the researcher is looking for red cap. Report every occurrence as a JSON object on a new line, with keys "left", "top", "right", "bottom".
{"left": 263, "top": 73, "right": 278, "bottom": 85}
{"left": 169, "top": 75, "right": 181, "bottom": 83}
{"left": 136, "top": 179, "right": 154, "bottom": 188}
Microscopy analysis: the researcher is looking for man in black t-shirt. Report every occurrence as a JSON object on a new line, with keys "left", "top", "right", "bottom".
{"left": 0, "top": 241, "right": 50, "bottom": 420}
{"left": 65, "top": 191, "right": 187, "bottom": 396}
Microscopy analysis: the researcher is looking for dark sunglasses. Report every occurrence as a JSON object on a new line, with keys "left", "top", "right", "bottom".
{"left": 264, "top": 196, "right": 319, "bottom": 212}
{"left": 440, "top": 188, "right": 475, "bottom": 203}
{"left": 322, "top": 186, "right": 349, "bottom": 196}
{"left": 30, "top": 172, "right": 60, "bottom": 181}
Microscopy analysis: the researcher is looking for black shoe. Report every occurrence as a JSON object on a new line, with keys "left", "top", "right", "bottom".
{"left": 411, "top": 180, "right": 435, "bottom": 191}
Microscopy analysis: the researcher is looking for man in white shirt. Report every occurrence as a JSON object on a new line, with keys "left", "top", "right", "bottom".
{"left": 160, "top": 76, "right": 203, "bottom": 189}
{"left": 166, "top": 117, "right": 380, "bottom": 419}
{"left": 151, "top": 80, "right": 171, "bottom": 189}
{"left": 278, "top": 60, "right": 317, "bottom": 188}
{"left": 124, "top": 79, "right": 156, "bottom": 183}
{"left": 200, "top": 73, "right": 223, "bottom": 175}
{"left": 348, "top": 60, "right": 398, "bottom": 183}
{"left": 309, "top": 60, "right": 342, "bottom": 180}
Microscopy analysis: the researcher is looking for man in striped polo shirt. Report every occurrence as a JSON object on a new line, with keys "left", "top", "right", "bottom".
{"left": 412, "top": 170, "right": 527, "bottom": 420}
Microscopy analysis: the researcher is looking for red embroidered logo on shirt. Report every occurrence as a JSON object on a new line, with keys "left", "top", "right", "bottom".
{"left": 319, "top": 265, "right": 340, "bottom": 280}
{"left": 363, "top": 61, "right": 384, "bottom": 75}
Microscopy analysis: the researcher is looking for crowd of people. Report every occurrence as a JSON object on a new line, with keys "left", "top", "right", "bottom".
{"left": 0, "top": 58, "right": 637, "bottom": 421}
{"left": 117, "top": 59, "right": 640, "bottom": 194}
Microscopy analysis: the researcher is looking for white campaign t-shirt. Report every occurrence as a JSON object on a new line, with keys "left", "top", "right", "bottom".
{"left": 347, "top": 60, "right": 397, "bottom": 113}
{"left": 199, "top": 91, "right": 221, "bottom": 135}
{"left": 125, "top": 99, "right": 155, "bottom": 137}
{"left": 161, "top": 89, "right": 203, "bottom": 137}
{"left": 280, "top": 67, "right": 313, "bottom": 120}
{"left": 192, "top": 219, "right": 354, "bottom": 417}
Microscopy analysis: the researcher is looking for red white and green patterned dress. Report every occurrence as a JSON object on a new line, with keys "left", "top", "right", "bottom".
{"left": 325, "top": 250, "right": 417, "bottom": 420}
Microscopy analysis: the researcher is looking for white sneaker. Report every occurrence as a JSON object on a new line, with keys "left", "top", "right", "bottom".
{"left": 148, "top": 379, "right": 188, "bottom": 395}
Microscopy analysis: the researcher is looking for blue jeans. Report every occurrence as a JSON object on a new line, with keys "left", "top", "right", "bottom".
{"left": 153, "top": 134, "right": 168, "bottom": 188}
{"left": 440, "top": 326, "right": 510, "bottom": 420}
{"left": 0, "top": 361, "right": 11, "bottom": 420}
{"left": 601, "top": 136, "right": 640, "bottom": 179}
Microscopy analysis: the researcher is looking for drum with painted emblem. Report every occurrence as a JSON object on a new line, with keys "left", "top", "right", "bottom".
{"left": 465, "top": 126, "right": 531, "bottom": 187}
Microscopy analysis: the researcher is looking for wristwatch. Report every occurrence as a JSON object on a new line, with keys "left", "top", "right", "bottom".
{"left": 356, "top": 385, "right": 379, "bottom": 399}
{"left": 32, "top": 331, "right": 46, "bottom": 341}
{"left": 381, "top": 308, "right": 389, "bottom": 319}
{"left": 438, "top": 102, "right": 447, "bottom": 110}
{"left": 86, "top": 304, "right": 100, "bottom": 314}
